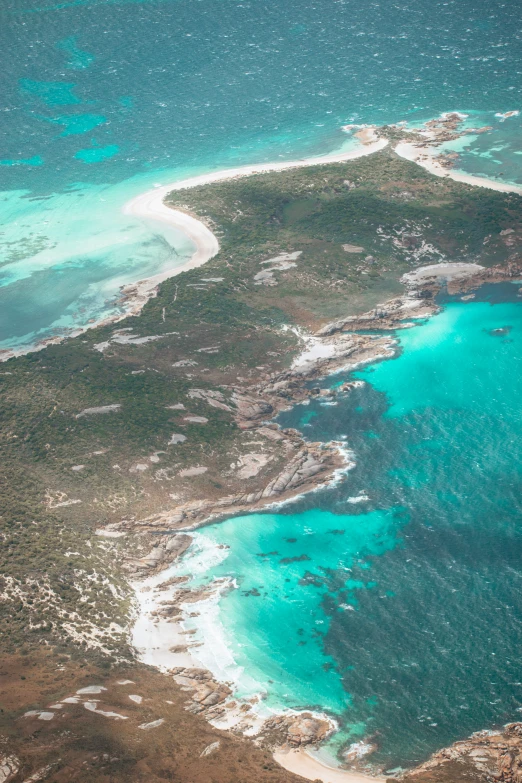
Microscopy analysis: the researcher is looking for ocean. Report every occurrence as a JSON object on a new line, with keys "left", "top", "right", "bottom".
{"left": 1, "top": 0, "right": 522, "bottom": 351}
{"left": 3, "top": 0, "right": 522, "bottom": 769}
{"left": 179, "top": 285, "right": 522, "bottom": 769}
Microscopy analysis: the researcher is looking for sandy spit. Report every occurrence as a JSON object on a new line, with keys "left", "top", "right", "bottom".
{"left": 395, "top": 140, "right": 522, "bottom": 195}
{"left": 0, "top": 137, "right": 387, "bottom": 364}
{"left": 122, "top": 136, "right": 389, "bottom": 285}
{"left": 274, "top": 747, "right": 384, "bottom": 783}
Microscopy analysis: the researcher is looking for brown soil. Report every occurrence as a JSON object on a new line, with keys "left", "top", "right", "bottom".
{"left": 1, "top": 650, "right": 300, "bottom": 783}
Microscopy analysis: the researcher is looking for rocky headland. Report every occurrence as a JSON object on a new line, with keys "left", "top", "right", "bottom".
{"left": 400, "top": 722, "right": 522, "bottom": 783}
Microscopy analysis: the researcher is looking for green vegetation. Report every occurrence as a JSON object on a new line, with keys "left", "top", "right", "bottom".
{"left": 1, "top": 148, "right": 522, "bottom": 655}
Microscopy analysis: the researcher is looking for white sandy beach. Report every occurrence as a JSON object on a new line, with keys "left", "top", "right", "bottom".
{"left": 395, "top": 140, "right": 522, "bottom": 195}
{"left": 0, "top": 135, "right": 388, "bottom": 364}
{"left": 274, "top": 747, "right": 384, "bottom": 783}
{"left": 5, "top": 124, "right": 521, "bottom": 365}
{"left": 124, "top": 125, "right": 522, "bottom": 308}
{"left": 122, "top": 135, "right": 389, "bottom": 289}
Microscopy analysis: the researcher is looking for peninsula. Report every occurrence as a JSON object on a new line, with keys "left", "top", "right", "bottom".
{"left": 3, "top": 124, "right": 522, "bottom": 783}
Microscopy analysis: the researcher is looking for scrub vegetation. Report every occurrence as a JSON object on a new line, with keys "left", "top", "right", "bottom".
{"left": 2, "top": 148, "right": 522, "bottom": 656}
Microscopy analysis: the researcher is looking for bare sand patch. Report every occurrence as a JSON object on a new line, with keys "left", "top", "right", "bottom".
{"left": 274, "top": 747, "right": 384, "bottom": 783}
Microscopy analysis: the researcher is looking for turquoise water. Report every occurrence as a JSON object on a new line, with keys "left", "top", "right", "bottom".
{"left": 2, "top": 0, "right": 522, "bottom": 349}
{"left": 184, "top": 285, "right": 522, "bottom": 769}
{"left": 4, "top": 0, "right": 522, "bottom": 767}
{"left": 183, "top": 508, "right": 402, "bottom": 717}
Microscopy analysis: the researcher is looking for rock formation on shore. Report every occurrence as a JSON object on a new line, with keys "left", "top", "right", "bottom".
{"left": 401, "top": 722, "right": 522, "bottom": 783}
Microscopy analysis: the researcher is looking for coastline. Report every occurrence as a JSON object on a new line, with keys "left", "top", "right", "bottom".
{"left": 130, "top": 524, "right": 387, "bottom": 782}
{"left": 123, "top": 272, "right": 461, "bottom": 778}
{"left": 4, "top": 112, "right": 522, "bottom": 363}
{"left": 393, "top": 112, "right": 522, "bottom": 195}
{"left": 124, "top": 257, "right": 522, "bottom": 782}
{"left": 395, "top": 139, "right": 522, "bottom": 195}
{"left": 11, "top": 114, "right": 522, "bottom": 780}
{"left": 274, "top": 748, "right": 385, "bottom": 783}
{"left": 118, "top": 134, "right": 388, "bottom": 303}
{"left": 131, "top": 535, "right": 346, "bottom": 771}
{"left": 124, "top": 299, "right": 410, "bottom": 779}
{"left": 96, "top": 122, "right": 522, "bottom": 780}
{"left": 0, "top": 135, "right": 387, "bottom": 363}
{"left": 118, "top": 134, "right": 389, "bottom": 315}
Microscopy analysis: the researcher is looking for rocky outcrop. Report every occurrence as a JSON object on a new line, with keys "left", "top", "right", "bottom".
{"left": 402, "top": 258, "right": 522, "bottom": 299}
{"left": 409, "top": 113, "right": 494, "bottom": 149}
{"left": 316, "top": 296, "right": 437, "bottom": 337}
{"left": 263, "top": 713, "right": 333, "bottom": 747}
{"left": 171, "top": 666, "right": 232, "bottom": 719}
{"left": 170, "top": 665, "right": 333, "bottom": 746}
{"left": 0, "top": 756, "right": 19, "bottom": 783}
{"left": 231, "top": 392, "right": 274, "bottom": 429}
{"left": 187, "top": 388, "right": 233, "bottom": 412}
{"left": 128, "top": 533, "right": 193, "bottom": 571}
{"left": 113, "top": 442, "right": 346, "bottom": 565}
{"left": 403, "top": 722, "right": 522, "bottom": 782}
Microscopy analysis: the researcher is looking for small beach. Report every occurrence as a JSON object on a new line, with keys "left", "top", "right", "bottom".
{"left": 395, "top": 139, "right": 522, "bottom": 195}
{"left": 274, "top": 748, "right": 385, "bottom": 783}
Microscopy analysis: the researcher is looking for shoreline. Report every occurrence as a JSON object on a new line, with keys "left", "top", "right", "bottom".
{"left": 0, "top": 135, "right": 387, "bottom": 364}
{"left": 125, "top": 259, "right": 522, "bottom": 783}
{"left": 4, "top": 111, "right": 522, "bottom": 363}
{"left": 110, "top": 121, "right": 522, "bottom": 779}
{"left": 125, "top": 282, "right": 452, "bottom": 781}
{"left": 395, "top": 139, "right": 522, "bottom": 195}
{"left": 118, "top": 134, "right": 388, "bottom": 300}
{"left": 118, "top": 134, "right": 389, "bottom": 313}
{"left": 274, "top": 748, "right": 386, "bottom": 783}
{"left": 131, "top": 536, "right": 344, "bottom": 765}
{"left": 13, "top": 113, "right": 522, "bottom": 779}
{"left": 125, "top": 309, "right": 410, "bottom": 780}
{"left": 393, "top": 112, "right": 522, "bottom": 194}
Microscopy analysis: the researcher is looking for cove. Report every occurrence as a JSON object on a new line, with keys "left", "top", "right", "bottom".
{"left": 182, "top": 284, "right": 522, "bottom": 770}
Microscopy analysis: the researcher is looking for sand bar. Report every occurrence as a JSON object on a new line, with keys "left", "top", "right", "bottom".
{"left": 274, "top": 747, "right": 384, "bottom": 783}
